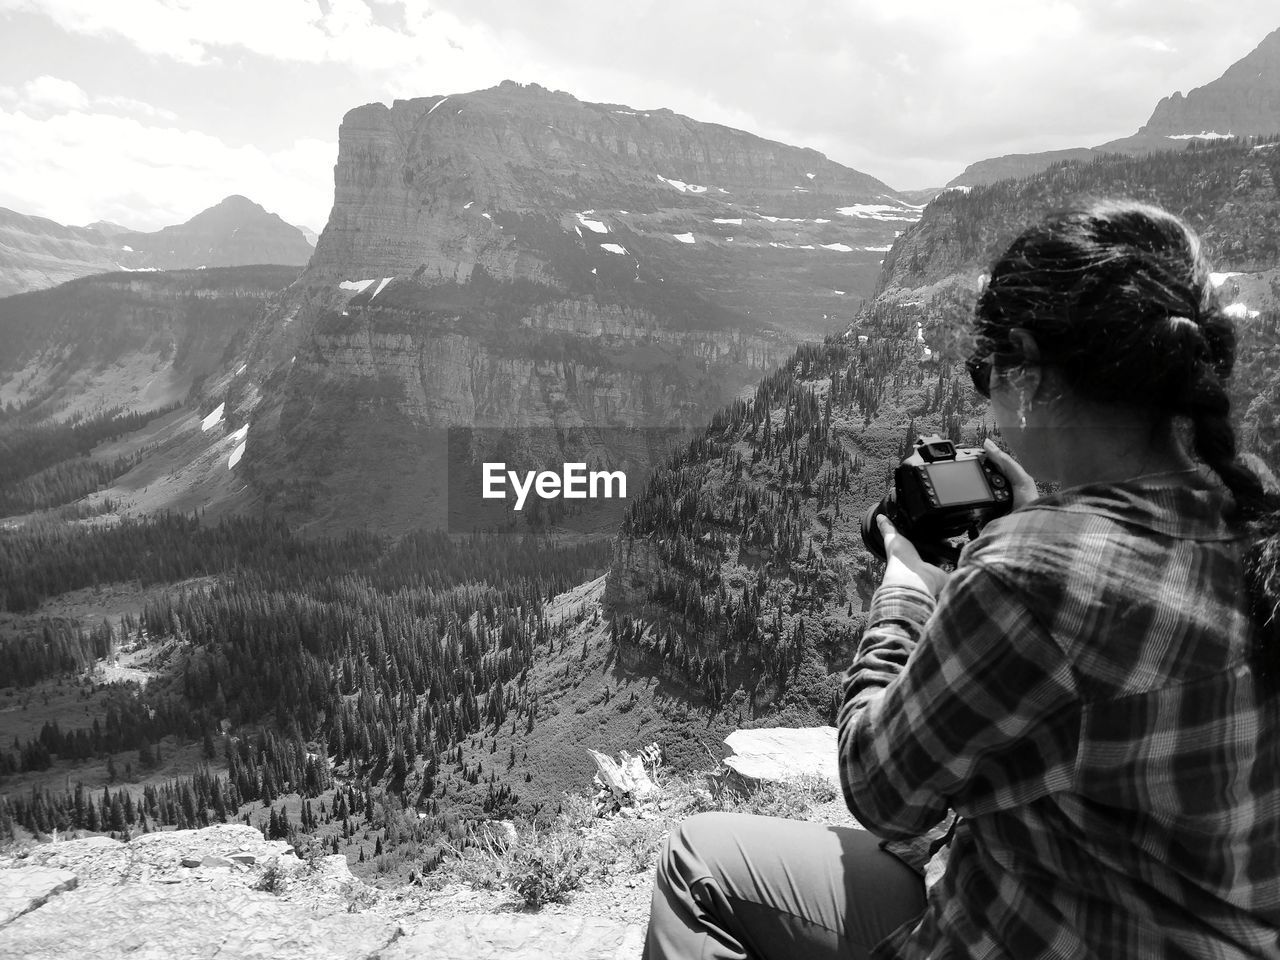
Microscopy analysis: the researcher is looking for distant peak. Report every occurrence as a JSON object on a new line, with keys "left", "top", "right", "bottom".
{"left": 216, "top": 195, "right": 263, "bottom": 210}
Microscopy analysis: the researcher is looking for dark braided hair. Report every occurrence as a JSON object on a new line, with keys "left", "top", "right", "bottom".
{"left": 973, "top": 200, "right": 1280, "bottom": 681}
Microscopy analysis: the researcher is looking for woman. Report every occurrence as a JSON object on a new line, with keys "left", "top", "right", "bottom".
{"left": 643, "top": 201, "right": 1280, "bottom": 959}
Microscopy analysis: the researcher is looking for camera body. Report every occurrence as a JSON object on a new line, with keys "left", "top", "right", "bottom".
{"left": 861, "top": 434, "right": 1013, "bottom": 564}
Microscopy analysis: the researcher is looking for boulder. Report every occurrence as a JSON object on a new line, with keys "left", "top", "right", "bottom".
{"left": 385, "top": 915, "right": 643, "bottom": 960}
{"left": 0, "top": 867, "right": 78, "bottom": 926}
{"left": 722, "top": 727, "right": 840, "bottom": 785}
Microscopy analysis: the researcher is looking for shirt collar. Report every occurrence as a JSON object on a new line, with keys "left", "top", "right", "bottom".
{"left": 1023, "top": 472, "right": 1238, "bottom": 541}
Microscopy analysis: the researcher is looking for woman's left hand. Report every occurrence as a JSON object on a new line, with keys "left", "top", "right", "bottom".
{"left": 876, "top": 514, "right": 951, "bottom": 598}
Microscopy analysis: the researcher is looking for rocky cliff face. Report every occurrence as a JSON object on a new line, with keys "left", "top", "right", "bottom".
{"left": 0, "top": 197, "right": 313, "bottom": 299}
{"left": 207, "top": 81, "right": 921, "bottom": 534}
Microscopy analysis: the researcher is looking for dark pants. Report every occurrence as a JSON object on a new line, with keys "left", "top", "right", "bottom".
{"left": 643, "top": 812, "right": 926, "bottom": 960}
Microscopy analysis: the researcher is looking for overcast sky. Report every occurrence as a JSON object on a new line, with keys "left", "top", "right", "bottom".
{"left": 0, "top": 0, "right": 1275, "bottom": 232}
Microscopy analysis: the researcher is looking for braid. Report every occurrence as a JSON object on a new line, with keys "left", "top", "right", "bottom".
{"left": 1182, "top": 355, "right": 1280, "bottom": 682}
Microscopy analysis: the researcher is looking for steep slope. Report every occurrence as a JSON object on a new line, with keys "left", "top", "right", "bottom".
{"left": 0, "top": 198, "right": 313, "bottom": 298}
{"left": 0, "top": 266, "right": 300, "bottom": 421}
{"left": 947, "top": 26, "right": 1280, "bottom": 188}
{"left": 604, "top": 136, "right": 1280, "bottom": 721}
{"left": 212, "top": 81, "right": 923, "bottom": 535}
{"left": 0, "top": 266, "right": 300, "bottom": 522}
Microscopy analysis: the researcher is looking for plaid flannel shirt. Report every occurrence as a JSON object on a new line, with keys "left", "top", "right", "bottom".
{"left": 839, "top": 477, "right": 1280, "bottom": 959}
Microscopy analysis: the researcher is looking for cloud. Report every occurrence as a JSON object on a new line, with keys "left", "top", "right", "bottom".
{"left": 0, "top": 100, "right": 336, "bottom": 230}
{"left": 3, "top": 75, "right": 91, "bottom": 113}
{"left": 0, "top": 75, "right": 180, "bottom": 123}
{"left": 3, "top": 0, "right": 1277, "bottom": 195}
{"left": 0, "top": 0, "right": 504, "bottom": 73}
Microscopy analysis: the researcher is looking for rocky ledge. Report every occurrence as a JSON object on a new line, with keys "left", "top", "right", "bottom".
{"left": 0, "top": 823, "right": 643, "bottom": 960}
{"left": 0, "top": 731, "right": 846, "bottom": 959}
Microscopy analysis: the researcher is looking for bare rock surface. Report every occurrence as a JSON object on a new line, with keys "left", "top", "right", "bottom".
{"left": 382, "top": 915, "right": 643, "bottom": 960}
{"left": 0, "top": 822, "right": 652, "bottom": 959}
{"left": 0, "top": 881, "right": 400, "bottom": 960}
{"left": 0, "top": 825, "right": 402, "bottom": 959}
{"left": 0, "top": 865, "right": 78, "bottom": 926}
{"left": 722, "top": 726, "right": 840, "bottom": 784}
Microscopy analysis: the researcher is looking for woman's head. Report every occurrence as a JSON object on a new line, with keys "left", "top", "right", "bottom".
{"left": 972, "top": 199, "right": 1280, "bottom": 677}
{"left": 971, "top": 203, "right": 1249, "bottom": 489}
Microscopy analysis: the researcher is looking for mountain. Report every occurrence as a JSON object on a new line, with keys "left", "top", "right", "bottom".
{"left": 1138, "top": 27, "right": 1280, "bottom": 139}
{"left": 112, "top": 196, "right": 315, "bottom": 272}
{"left": 603, "top": 136, "right": 1280, "bottom": 719}
{"left": 947, "top": 27, "right": 1280, "bottom": 188}
{"left": 157, "top": 81, "right": 924, "bottom": 535}
{"left": 0, "top": 197, "right": 313, "bottom": 298}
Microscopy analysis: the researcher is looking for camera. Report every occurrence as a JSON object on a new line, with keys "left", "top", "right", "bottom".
{"left": 861, "top": 434, "right": 1013, "bottom": 565}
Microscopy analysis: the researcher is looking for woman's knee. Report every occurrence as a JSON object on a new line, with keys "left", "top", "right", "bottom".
{"left": 656, "top": 811, "right": 736, "bottom": 889}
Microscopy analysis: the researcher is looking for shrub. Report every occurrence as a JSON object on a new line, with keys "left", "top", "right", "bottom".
{"left": 440, "top": 820, "right": 590, "bottom": 908}
{"left": 506, "top": 826, "right": 589, "bottom": 908}
{"left": 252, "top": 859, "right": 290, "bottom": 894}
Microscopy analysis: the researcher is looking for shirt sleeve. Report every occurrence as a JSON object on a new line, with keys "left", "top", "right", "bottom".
{"left": 838, "top": 560, "right": 1081, "bottom": 839}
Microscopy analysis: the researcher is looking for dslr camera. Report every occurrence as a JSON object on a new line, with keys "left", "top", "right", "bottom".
{"left": 861, "top": 434, "right": 1013, "bottom": 565}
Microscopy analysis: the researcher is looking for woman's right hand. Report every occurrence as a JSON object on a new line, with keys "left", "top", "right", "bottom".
{"left": 982, "top": 438, "right": 1039, "bottom": 510}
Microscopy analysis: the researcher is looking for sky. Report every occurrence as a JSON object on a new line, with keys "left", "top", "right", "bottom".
{"left": 0, "top": 0, "right": 1275, "bottom": 233}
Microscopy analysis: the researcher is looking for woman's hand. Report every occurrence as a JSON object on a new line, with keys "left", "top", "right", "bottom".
{"left": 876, "top": 514, "right": 951, "bottom": 598}
{"left": 981, "top": 438, "right": 1039, "bottom": 509}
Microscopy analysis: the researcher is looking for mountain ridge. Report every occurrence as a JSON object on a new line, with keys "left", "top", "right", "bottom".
{"left": 0, "top": 197, "right": 313, "bottom": 299}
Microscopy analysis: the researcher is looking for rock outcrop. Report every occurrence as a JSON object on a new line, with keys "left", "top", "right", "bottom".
{"left": 722, "top": 727, "right": 839, "bottom": 785}
{"left": 0, "top": 823, "right": 648, "bottom": 960}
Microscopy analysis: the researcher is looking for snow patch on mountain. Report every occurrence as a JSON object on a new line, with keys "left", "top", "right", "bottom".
{"left": 657, "top": 175, "right": 707, "bottom": 193}
{"left": 673, "top": 233, "right": 695, "bottom": 244}
{"left": 200, "top": 403, "right": 225, "bottom": 432}
{"left": 836, "top": 204, "right": 921, "bottom": 222}
{"left": 601, "top": 243, "right": 628, "bottom": 255}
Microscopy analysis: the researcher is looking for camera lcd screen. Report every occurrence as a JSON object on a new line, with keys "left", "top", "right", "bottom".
{"left": 925, "top": 460, "right": 989, "bottom": 505}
